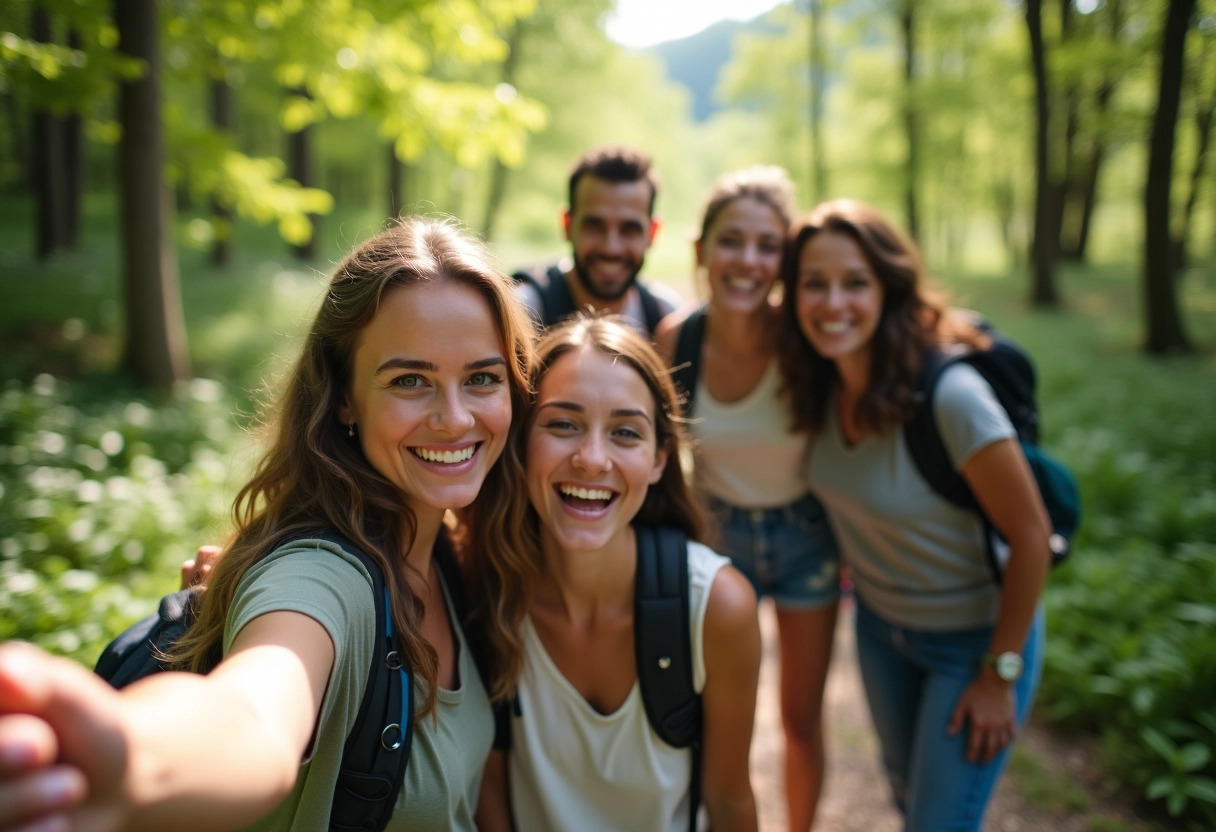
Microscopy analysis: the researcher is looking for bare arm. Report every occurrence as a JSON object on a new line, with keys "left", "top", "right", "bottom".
{"left": 699, "top": 565, "right": 761, "bottom": 832}
{"left": 474, "top": 749, "right": 514, "bottom": 832}
{"left": 947, "top": 437, "right": 1052, "bottom": 762}
{"left": 0, "top": 609, "right": 334, "bottom": 832}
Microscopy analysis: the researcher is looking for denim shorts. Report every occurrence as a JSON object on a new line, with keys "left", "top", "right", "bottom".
{"left": 705, "top": 492, "right": 840, "bottom": 609}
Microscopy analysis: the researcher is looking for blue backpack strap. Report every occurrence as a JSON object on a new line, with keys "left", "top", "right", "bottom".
{"left": 316, "top": 531, "right": 410, "bottom": 832}
{"left": 633, "top": 523, "right": 701, "bottom": 832}
{"left": 671, "top": 305, "right": 708, "bottom": 418}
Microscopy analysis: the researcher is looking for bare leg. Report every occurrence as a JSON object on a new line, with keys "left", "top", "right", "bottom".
{"left": 776, "top": 602, "right": 839, "bottom": 832}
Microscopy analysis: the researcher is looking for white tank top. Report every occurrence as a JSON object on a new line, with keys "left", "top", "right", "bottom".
{"left": 507, "top": 541, "right": 728, "bottom": 832}
{"left": 692, "top": 359, "right": 809, "bottom": 508}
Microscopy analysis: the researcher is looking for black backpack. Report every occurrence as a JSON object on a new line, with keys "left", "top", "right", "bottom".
{"left": 93, "top": 530, "right": 478, "bottom": 832}
{"left": 903, "top": 324, "right": 1081, "bottom": 582}
{"left": 511, "top": 262, "right": 667, "bottom": 334}
{"left": 670, "top": 304, "right": 709, "bottom": 417}
{"left": 501, "top": 523, "right": 702, "bottom": 832}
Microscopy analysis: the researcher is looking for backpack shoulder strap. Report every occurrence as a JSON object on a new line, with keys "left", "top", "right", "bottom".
{"left": 636, "top": 280, "right": 665, "bottom": 334}
{"left": 315, "top": 531, "right": 410, "bottom": 832}
{"left": 511, "top": 263, "right": 578, "bottom": 327}
{"left": 93, "top": 586, "right": 205, "bottom": 688}
{"left": 904, "top": 348, "right": 978, "bottom": 511}
{"left": 633, "top": 524, "right": 702, "bottom": 832}
{"left": 670, "top": 305, "right": 708, "bottom": 418}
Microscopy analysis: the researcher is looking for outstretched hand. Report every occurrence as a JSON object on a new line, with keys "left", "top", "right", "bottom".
{"left": 946, "top": 673, "right": 1017, "bottom": 764}
{"left": 0, "top": 642, "right": 131, "bottom": 832}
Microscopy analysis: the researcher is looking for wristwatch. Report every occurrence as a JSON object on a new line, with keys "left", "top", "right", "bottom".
{"left": 983, "top": 651, "right": 1024, "bottom": 682}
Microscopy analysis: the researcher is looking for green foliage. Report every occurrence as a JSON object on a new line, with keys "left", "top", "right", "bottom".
{"left": 983, "top": 265, "right": 1216, "bottom": 827}
{"left": 0, "top": 373, "right": 245, "bottom": 664}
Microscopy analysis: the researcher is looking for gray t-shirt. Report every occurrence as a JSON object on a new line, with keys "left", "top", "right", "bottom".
{"left": 807, "top": 364, "right": 1015, "bottom": 630}
{"left": 226, "top": 539, "right": 493, "bottom": 832}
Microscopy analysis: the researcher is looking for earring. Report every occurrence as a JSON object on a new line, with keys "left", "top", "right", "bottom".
{"left": 347, "top": 422, "right": 355, "bottom": 437}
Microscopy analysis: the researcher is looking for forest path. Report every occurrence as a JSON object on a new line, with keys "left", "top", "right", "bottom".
{"left": 749, "top": 599, "right": 1162, "bottom": 832}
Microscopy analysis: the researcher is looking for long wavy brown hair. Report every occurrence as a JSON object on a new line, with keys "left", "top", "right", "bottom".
{"left": 522, "top": 314, "right": 707, "bottom": 546}
{"left": 172, "top": 217, "right": 537, "bottom": 713}
{"left": 779, "top": 199, "right": 987, "bottom": 435}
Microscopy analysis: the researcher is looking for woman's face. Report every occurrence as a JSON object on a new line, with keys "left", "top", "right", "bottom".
{"left": 339, "top": 280, "right": 513, "bottom": 516}
{"left": 794, "top": 230, "right": 885, "bottom": 365}
{"left": 526, "top": 347, "right": 668, "bottom": 554}
{"left": 698, "top": 196, "right": 786, "bottom": 314}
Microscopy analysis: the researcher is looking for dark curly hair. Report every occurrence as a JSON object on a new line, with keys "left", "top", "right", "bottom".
{"left": 779, "top": 199, "right": 986, "bottom": 435}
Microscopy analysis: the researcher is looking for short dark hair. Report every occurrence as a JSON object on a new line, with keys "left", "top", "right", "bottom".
{"left": 567, "top": 145, "right": 659, "bottom": 216}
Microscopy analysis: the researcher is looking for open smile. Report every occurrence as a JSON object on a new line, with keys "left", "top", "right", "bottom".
{"left": 410, "top": 443, "right": 479, "bottom": 465}
{"left": 555, "top": 482, "right": 619, "bottom": 515}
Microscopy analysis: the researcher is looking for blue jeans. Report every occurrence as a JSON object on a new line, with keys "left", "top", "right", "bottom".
{"left": 706, "top": 492, "right": 840, "bottom": 609}
{"left": 853, "top": 595, "right": 1045, "bottom": 832}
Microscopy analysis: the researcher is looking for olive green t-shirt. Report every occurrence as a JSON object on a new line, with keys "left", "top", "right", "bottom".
{"left": 224, "top": 538, "right": 494, "bottom": 831}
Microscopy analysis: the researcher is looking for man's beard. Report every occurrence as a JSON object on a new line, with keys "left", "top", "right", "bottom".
{"left": 571, "top": 255, "right": 644, "bottom": 302}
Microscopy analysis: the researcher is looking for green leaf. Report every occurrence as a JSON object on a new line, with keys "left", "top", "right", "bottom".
{"left": 1178, "top": 743, "right": 1212, "bottom": 772}
{"left": 1143, "top": 727, "right": 1177, "bottom": 762}
{"left": 1184, "top": 777, "right": 1216, "bottom": 805}
{"left": 1147, "top": 775, "right": 1175, "bottom": 800}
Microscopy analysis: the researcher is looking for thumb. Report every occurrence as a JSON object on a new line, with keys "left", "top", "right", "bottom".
{"left": 0, "top": 642, "right": 128, "bottom": 777}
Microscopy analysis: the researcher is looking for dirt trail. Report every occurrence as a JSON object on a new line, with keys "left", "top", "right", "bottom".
{"left": 749, "top": 600, "right": 1161, "bottom": 832}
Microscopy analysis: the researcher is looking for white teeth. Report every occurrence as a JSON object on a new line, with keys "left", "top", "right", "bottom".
{"left": 726, "top": 278, "right": 754, "bottom": 291}
{"left": 415, "top": 446, "right": 475, "bottom": 464}
{"left": 559, "top": 484, "right": 613, "bottom": 501}
{"left": 819, "top": 321, "right": 849, "bottom": 333}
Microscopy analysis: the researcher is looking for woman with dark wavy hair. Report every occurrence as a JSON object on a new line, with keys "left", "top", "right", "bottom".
{"left": 780, "top": 199, "right": 1051, "bottom": 832}
{"left": 0, "top": 217, "right": 536, "bottom": 832}
{"left": 509, "top": 314, "right": 761, "bottom": 832}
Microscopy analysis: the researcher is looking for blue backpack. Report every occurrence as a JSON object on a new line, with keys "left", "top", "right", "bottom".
{"left": 903, "top": 326, "right": 1081, "bottom": 582}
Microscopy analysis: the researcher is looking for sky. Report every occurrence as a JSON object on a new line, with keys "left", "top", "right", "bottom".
{"left": 604, "top": 0, "right": 787, "bottom": 49}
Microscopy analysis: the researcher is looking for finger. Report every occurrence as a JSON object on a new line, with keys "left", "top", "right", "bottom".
{"left": 179, "top": 560, "right": 197, "bottom": 590}
{"left": 0, "top": 716, "right": 58, "bottom": 777}
{"left": 0, "top": 766, "right": 85, "bottom": 828}
{"left": 946, "top": 702, "right": 966, "bottom": 736}
{"left": 196, "top": 545, "right": 221, "bottom": 568}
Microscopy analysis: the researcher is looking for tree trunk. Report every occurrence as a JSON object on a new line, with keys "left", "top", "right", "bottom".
{"left": 115, "top": 0, "right": 192, "bottom": 387}
{"left": 1171, "top": 44, "right": 1215, "bottom": 275}
{"left": 901, "top": 0, "right": 919, "bottom": 243}
{"left": 63, "top": 28, "right": 84, "bottom": 249}
{"left": 210, "top": 72, "right": 233, "bottom": 267}
{"left": 482, "top": 22, "right": 524, "bottom": 242}
{"left": 288, "top": 87, "right": 317, "bottom": 261}
{"left": 808, "top": 0, "right": 827, "bottom": 203}
{"left": 1142, "top": 0, "right": 1195, "bottom": 354}
{"left": 1026, "top": 0, "right": 1060, "bottom": 307}
{"left": 31, "top": 7, "right": 70, "bottom": 258}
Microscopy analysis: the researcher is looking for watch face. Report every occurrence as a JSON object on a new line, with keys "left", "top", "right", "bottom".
{"left": 995, "top": 652, "right": 1023, "bottom": 681}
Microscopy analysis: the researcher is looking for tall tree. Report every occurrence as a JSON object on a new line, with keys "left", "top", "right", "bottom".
{"left": 209, "top": 65, "right": 234, "bottom": 267}
{"left": 1026, "top": 0, "right": 1060, "bottom": 306}
{"left": 286, "top": 86, "right": 317, "bottom": 261}
{"left": 30, "top": 5, "right": 70, "bottom": 258}
{"left": 901, "top": 0, "right": 920, "bottom": 242}
{"left": 1173, "top": 18, "right": 1215, "bottom": 273}
{"left": 1142, "top": 0, "right": 1196, "bottom": 353}
{"left": 114, "top": 0, "right": 192, "bottom": 386}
